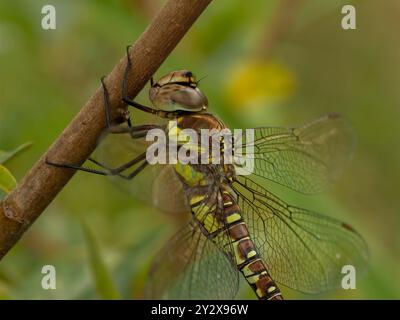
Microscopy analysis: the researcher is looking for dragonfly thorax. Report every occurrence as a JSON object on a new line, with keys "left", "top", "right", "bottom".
{"left": 149, "top": 70, "right": 208, "bottom": 112}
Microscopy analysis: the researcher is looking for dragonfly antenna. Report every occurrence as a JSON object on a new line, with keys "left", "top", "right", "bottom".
{"left": 196, "top": 74, "right": 208, "bottom": 85}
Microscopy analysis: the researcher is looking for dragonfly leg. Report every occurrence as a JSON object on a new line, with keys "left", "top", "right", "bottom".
{"left": 101, "top": 76, "right": 164, "bottom": 137}
{"left": 87, "top": 158, "right": 148, "bottom": 180}
{"left": 123, "top": 160, "right": 148, "bottom": 180}
{"left": 106, "top": 124, "right": 161, "bottom": 138}
{"left": 46, "top": 152, "right": 148, "bottom": 179}
{"left": 45, "top": 159, "right": 109, "bottom": 176}
{"left": 122, "top": 45, "right": 177, "bottom": 119}
{"left": 101, "top": 75, "right": 137, "bottom": 139}
{"left": 100, "top": 75, "right": 112, "bottom": 129}
{"left": 47, "top": 76, "right": 160, "bottom": 177}
{"left": 88, "top": 152, "right": 146, "bottom": 174}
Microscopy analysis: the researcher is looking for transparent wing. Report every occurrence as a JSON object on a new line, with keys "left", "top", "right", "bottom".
{"left": 145, "top": 219, "right": 239, "bottom": 300}
{"left": 94, "top": 130, "right": 189, "bottom": 215}
{"left": 235, "top": 113, "right": 355, "bottom": 194}
{"left": 232, "top": 175, "right": 368, "bottom": 294}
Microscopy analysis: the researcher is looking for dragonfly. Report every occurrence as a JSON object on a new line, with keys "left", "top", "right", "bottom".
{"left": 47, "top": 46, "right": 368, "bottom": 300}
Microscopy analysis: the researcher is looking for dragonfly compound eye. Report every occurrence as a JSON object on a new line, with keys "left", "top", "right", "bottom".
{"left": 149, "top": 70, "right": 208, "bottom": 112}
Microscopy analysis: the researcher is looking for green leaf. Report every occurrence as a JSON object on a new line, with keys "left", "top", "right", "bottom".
{"left": 81, "top": 221, "right": 120, "bottom": 300}
{"left": 0, "top": 142, "right": 33, "bottom": 165}
{"left": 0, "top": 165, "right": 17, "bottom": 193}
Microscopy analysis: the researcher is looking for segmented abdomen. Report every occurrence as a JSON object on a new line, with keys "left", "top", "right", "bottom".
{"left": 190, "top": 184, "right": 283, "bottom": 300}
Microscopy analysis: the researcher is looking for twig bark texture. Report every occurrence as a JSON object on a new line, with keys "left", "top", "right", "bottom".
{"left": 0, "top": 0, "right": 213, "bottom": 260}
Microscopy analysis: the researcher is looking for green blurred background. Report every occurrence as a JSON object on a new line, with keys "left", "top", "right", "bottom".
{"left": 0, "top": 0, "right": 399, "bottom": 299}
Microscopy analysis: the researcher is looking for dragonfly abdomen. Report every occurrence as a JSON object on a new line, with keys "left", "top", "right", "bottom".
{"left": 189, "top": 184, "right": 283, "bottom": 300}
{"left": 224, "top": 199, "right": 283, "bottom": 300}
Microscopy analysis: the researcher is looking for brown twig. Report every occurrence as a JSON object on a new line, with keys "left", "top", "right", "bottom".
{"left": 0, "top": 0, "right": 213, "bottom": 260}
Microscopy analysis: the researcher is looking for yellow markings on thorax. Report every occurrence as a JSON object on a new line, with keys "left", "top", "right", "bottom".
{"left": 167, "top": 120, "right": 181, "bottom": 141}
{"left": 167, "top": 120, "right": 206, "bottom": 153}
{"left": 174, "top": 162, "right": 206, "bottom": 187}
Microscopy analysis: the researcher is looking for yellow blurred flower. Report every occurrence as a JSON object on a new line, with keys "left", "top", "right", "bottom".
{"left": 225, "top": 60, "right": 296, "bottom": 109}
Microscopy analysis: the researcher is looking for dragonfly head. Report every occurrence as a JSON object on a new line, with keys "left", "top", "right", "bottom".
{"left": 149, "top": 70, "right": 208, "bottom": 113}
